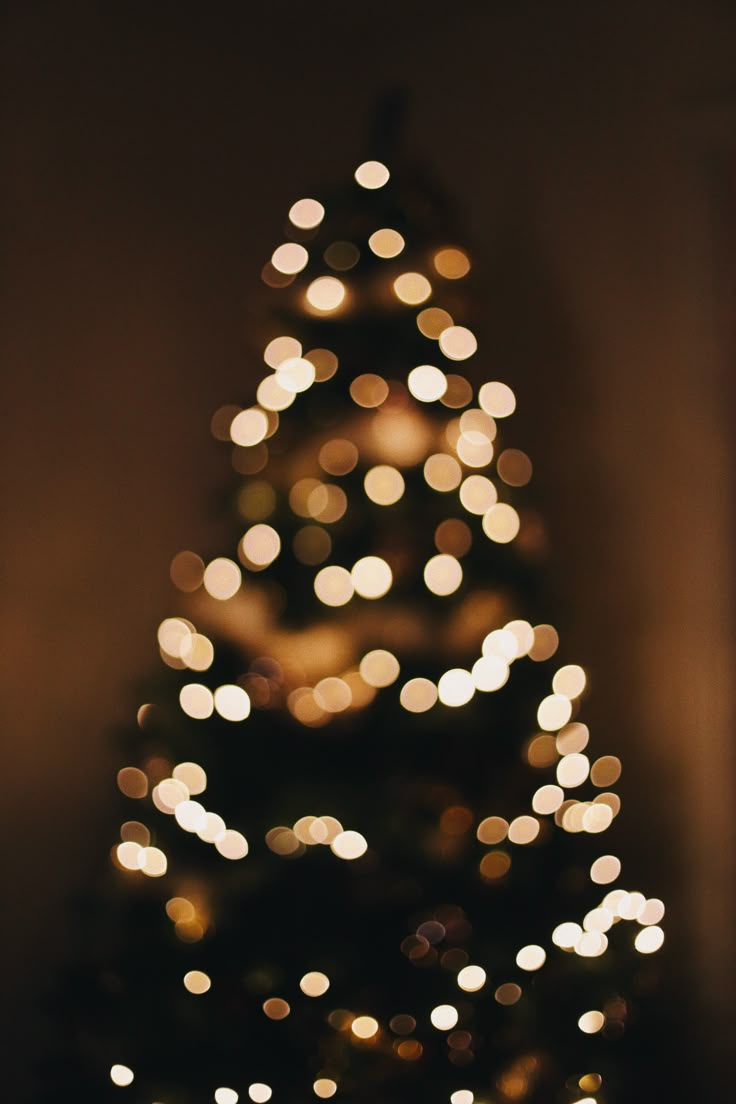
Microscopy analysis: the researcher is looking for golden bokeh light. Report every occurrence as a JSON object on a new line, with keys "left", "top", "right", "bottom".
{"left": 393, "top": 272, "right": 432, "bottom": 305}
{"left": 331, "top": 830, "right": 368, "bottom": 860}
{"left": 457, "top": 965, "right": 486, "bottom": 992}
{"left": 552, "top": 922, "right": 583, "bottom": 950}
{"left": 494, "top": 983, "right": 522, "bottom": 1006}
{"left": 276, "top": 357, "right": 316, "bottom": 393}
{"left": 477, "top": 816, "right": 509, "bottom": 844}
{"left": 110, "top": 1064, "right": 134, "bottom": 1086}
{"left": 239, "top": 480, "right": 277, "bottom": 521}
{"left": 450, "top": 1092, "right": 474, "bottom": 1104}
{"left": 351, "top": 1014, "right": 379, "bottom": 1038}
{"left": 364, "top": 465, "right": 405, "bottom": 505}
{"left": 215, "top": 829, "right": 249, "bottom": 860}
{"left": 215, "top": 1089, "right": 239, "bottom": 1104}
{"left": 271, "top": 242, "right": 309, "bottom": 275}
{"left": 306, "top": 276, "right": 346, "bottom": 312}
{"left": 435, "top": 518, "right": 472, "bottom": 556}
{"left": 117, "top": 766, "right": 148, "bottom": 799}
{"left": 360, "top": 649, "right": 400, "bottom": 688}
{"left": 552, "top": 664, "right": 586, "bottom": 699}
{"left": 478, "top": 381, "right": 516, "bottom": 417}
{"left": 497, "top": 448, "right": 533, "bottom": 487}
{"left": 528, "top": 624, "right": 559, "bottom": 661}
{"left": 556, "top": 752, "right": 590, "bottom": 787}
{"left": 556, "top": 722, "right": 589, "bottom": 755}
{"left": 400, "top": 678, "right": 438, "bottom": 713}
{"left": 183, "top": 969, "right": 211, "bottom": 995}
{"left": 424, "top": 452, "right": 462, "bottom": 492}
{"left": 354, "top": 160, "right": 390, "bottom": 189}
{"left": 314, "top": 565, "right": 354, "bottom": 607}
{"left": 241, "top": 524, "right": 281, "bottom": 567}
{"left": 537, "top": 694, "right": 573, "bottom": 733}
{"left": 578, "top": 1010, "right": 605, "bottom": 1034}
{"left": 248, "top": 1085, "right": 272, "bottom": 1103}
{"left": 439, "top": 326, "right": 477, "bottom": 361}
{"left": 482, "top": 503, "right": 520, "bottom": 544}
{"left": 300, "top": 971, "right": 330, "bottom": 997}
{"left": 433, "top": 248, "right": 470, "bottom": 279}
{"left": 319, "top": 438, "right": 359, "bottom": 475}
{"left": 471, "top": 654, "right": 510, "bottom": 691}
{"left": 213, "top": 684, "right": 251, "bottom": 721}
{"left": 351, "top": 556, "right": 392, "bottom": 599}
{"left": 180, "top": 633, "right": 214, "bottom": 671}
{"left": 264, "top": 335, "right": 302, "bottom": 368}
{"left": 314, "top": 677, "right": 352, "bottom": 713}
{"left": 437, "top": 668, "right": 475, "bottom": 707}
{"left": 515, "top": 945, "right": 546, "bottom": 971}
{"left": 532, "top": 784, "right": 564, "bottom": 815}
{"left": 407, "top": 364, "right": 447, "bottom": 402}
{"left": 289, "top": 197, "right": 324, "bottom": 229}
{"left": 179, "top": 683, "right": 214, "bottom": 720}
{"left": 480, "top": 850, "right": 511, "bottom": 879}
{"left": 590, "top": 854, "right": 621, "bottom": 885}
{"left": 263, "top": 998, "right": 291, "bottom": 1020}
{"left": 257, "top": 374, "right": 296, "bottom": 411}
{"left": 424, "top": 553, "right": 463, "bottom": 596}
{"left": 313, "top": 1079, "right": 337, "bottom": 1098}
{"left": 350, "top": 373, "right": 389, "bottom": 408}
{"left": 417, "top": 306, "right": 453, "bottom": 338}
{"left": 368, "top": 227, "right": 404, "bottom": 257}
{"left": 430, "top": 1004, "right": 459, "bottom": 1030}
{"left": 170, "top": 550, "right": 204, "bottom": 592}
{"left": 459, "top": 474, "right": 497, "bottom": 515}
{"left": 306, "top": 347, "right": 339, "bottom": 381}
{"left": 591, "top": 755, "right": 622, "bottom": 787}
{"left": 203, "top": 558, "right": 242, "bottom": 600}
{"left": 508, "top": 816, "right": 540, "bottom": 845}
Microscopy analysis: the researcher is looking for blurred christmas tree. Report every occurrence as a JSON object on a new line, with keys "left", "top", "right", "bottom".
{"left": 47, "top": 124, "right": 665, "bottom": 1104}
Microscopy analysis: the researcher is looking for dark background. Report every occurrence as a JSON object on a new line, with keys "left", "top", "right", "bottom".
{"left": 3, "top": 2, "right": 735, "bottom": 1100}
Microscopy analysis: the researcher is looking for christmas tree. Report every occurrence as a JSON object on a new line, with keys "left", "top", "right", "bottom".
{"left": 50, "top": 139, "right": 664, "bottom": 1104}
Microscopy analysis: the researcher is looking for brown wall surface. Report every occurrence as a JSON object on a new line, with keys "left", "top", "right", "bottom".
{"left": 3, "top": 3, "right": 734, "bottom": 1099}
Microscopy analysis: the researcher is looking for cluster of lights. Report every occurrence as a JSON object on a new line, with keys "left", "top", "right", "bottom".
{"left": 109, "top": 158, "right": 663, "bottom": 1104}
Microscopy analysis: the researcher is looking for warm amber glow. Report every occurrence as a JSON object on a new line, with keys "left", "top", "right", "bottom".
{"left": 180, "top": 683, "right": 214, "bottom": 719}
{"left": 313, "top": 1079, "right": 337, "bottom": 1098}
{"left": 263, "top": 998, "right": 290, "bottom": 1020}
{"left": 364, "top": 465, "right": 404, "bottom": 505}
{"left": 215, "top": 1088, "right": 239, "bottom": 1104}
{"left": 368, "top": 227, "right": 404, "bottom": 257}
{"left": 360, "top": 649, "right": 400, "bottom": 687}
{"left": 293, "top": 525, "right": 331, "bottom": 565}
{"left": 424, "top": 553, "right": 462, "bottom": 596}
{"left": 248, "top": 1085, "right": 272, "bottom": 1104}
{"left": 314, "top": 565, "right": 354, "bottom": 607}
{"left": 289, "top": 197, "right": 324, "bottom": 229}
{"left": 516, "top": 945, "right": 546, "bottom": 971}
{"left": 457, "top": 965, "right": 486, "bottom": 992}
{"left": 241, "top": 524, "right": 281, "bottom": 567}
{"left": 183, "top": 969, "right": 211, "bottom": 994}
{"left": 508, "top": 816, "right": 540, "bottom": 845}
{"left": 350, "top": 373, "right": 389, "bottom": 408}
{"left": 424, "top": 453, "right": 462, "bottom": 492}
{"left": 438, "top": 668, "right": 475, "bottom": 707}
{"left": 477, "top": 816, "right": 508, "bottom": 844}
{"left": 170, "top": 550, "right": 204, "bottom": 592}
{"left": 434, "top": 248, "right": 470, "bottom": 279}
{"left": 552, "top": 664, "right": 586, "bottom": 698}
{"left": 117, "top": 766, "right": 148, "bottom": 799}
{"left": 556, "top": 752, "right": 590, "bottom": 787}
{"left": 482, "top": 503, "right": 520, "bottom": 544}
{"left": 497, "top": 448, "right": 533, "bottom": 487}
{"left": 306, "top": 277, "right": 346, "bottom": 312}
{"left": 439, "top": 326, "right": 477, "bottom": 361}
{"left": 538, "top": 694, "right": 573, "bottom": 733}
{"left": 494, "top": 983, "right": 521, "bottom": 1006}
{"left": 532, "top": 784, "right": 564, "bottom": 814}
{"left": 320, "top": 438, "right": 359, "bottom": 475}
{"left": 277, "top": 357, "right": 316, "bottom": 393}
{"left": 417, "top": 306, "right": 453, "bottom": 338}
{"left": 393, "top": 272, "right": 432, "bottom": 305}
{"left": 352, "top": 556, "right": 392, "bottom": 599}
{"left": 430, "top": 1005, "right": 459, "bottom": 1030}
{"left": 591, "top": 755, "right": 622, "bottom": 787}
{"left": 590, "top": 854, "right": 621, "bottom": 885}
{"left": 460, "top": 475, "right": 497, "bottom": 514}
{"left": 331, "top": 830, "right": 367, "bottom": 860}
{"left": 529, "top": 624, "right": 559, "bottom": 661}
{"left": 300, "top": 971, "right": 330, "bottom": 996}
{"left": 354, "top": 160, "right": 390, "bottom": 189}
{"left": 215, "top": 829, "right": 249, "bottom": 860}
{"left": 408, "top": 364, "right": 447, "bottom": 402}
{"left": 203, "top": 557, "right": 242, "bottom": 600}
{"left": 578, "top": 1010, "right": 605, "bottom": 1034}
{"left": 214, "top": 684, "right": 251, "bottom": 721}
{"left": 478, "top": 381, "right": 516, "bottom": 417}
{"left": 351, "top": 1014, "right": 379, "bottom": 1038}
{"left": 400, "top": 678, "right": 438, "bottom": 713}
{"left": 264, "top": 335, "right": 301, "bottom": 368}
{"left": 472, "top": 654, "right": 509, "bottom": 691}
{"left": 110, "top": 1064, "right": 134, "bottom": 1086}
{"left": 272, "top": 242, "right": 309, "bottom": 274}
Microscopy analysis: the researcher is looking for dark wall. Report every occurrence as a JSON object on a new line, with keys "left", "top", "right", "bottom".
{"left": 3, "top": 3, "right": 734, "bottom": 1099}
